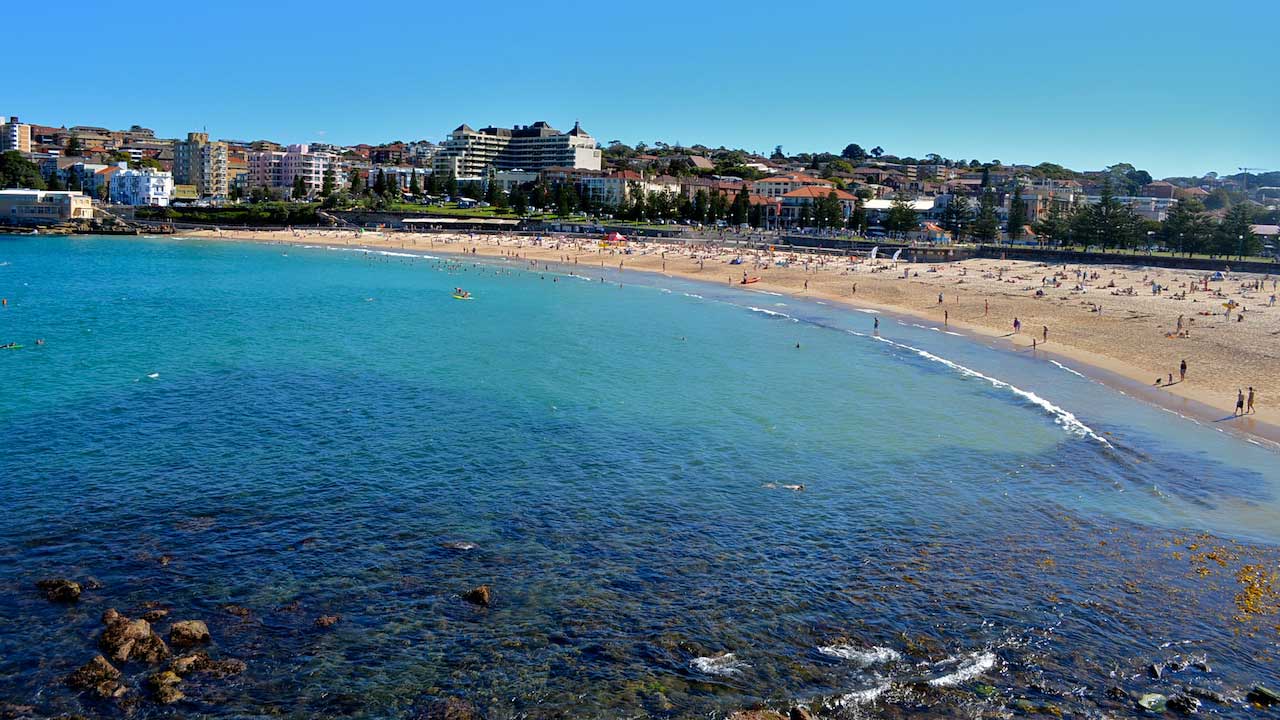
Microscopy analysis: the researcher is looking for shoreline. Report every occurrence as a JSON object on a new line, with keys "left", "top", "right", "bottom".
{"left": 173, "top": 228, "right": 1280, "bottom": 447}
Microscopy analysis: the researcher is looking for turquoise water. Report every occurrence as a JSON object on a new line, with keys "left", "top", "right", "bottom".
{"left": 1, "top": 235, "right": 1278, "bottom": 718}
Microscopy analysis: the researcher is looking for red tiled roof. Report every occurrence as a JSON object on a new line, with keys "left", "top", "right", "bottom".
{"left": 782, "top": 186, "right": 855, "bottom": 200}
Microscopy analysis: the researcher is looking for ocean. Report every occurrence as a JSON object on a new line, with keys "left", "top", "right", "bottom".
{"left": 2, "top": 235, "right": 1277, "bottom": 718}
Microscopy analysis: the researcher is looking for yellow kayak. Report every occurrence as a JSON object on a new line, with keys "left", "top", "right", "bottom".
{"left": 452, "top": 294, "right": 472, "bottom": 300}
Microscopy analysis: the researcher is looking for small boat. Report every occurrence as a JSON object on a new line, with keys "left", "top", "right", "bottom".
{"left": 740, "top": 277, "right": 761, "bottom": 285}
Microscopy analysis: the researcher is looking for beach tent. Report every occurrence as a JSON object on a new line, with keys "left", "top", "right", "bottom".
{"left": 605, "top": 231, "right": 627, "bottom": 244}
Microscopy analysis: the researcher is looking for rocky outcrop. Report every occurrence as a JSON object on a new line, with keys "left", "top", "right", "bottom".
{"left": 99, "top": 610, "right": 170, "bottom": 664}
{"left": 169, "top": 651, "right": 245, "bottom": 678}
{"left": 36, "top": 579, "right": 82, "bottom": 603}
{"left": 168, "top": 620, "right": 211, "bottom": 648}
{"left": 463, "top": 585, "right": 492, "bottom": 607}
{"left": 728, "top": 710, "right": 787, "bottom": 720}
{"left": 314, "top": 615, "right": 341, "bottom": 628}
{"left": 66, "top": 655, "right": 124, "bottom": 698}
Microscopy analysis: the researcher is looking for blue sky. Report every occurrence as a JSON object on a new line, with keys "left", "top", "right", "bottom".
{"left": 6, "top": 0, "right": 1276, "bottom": 178}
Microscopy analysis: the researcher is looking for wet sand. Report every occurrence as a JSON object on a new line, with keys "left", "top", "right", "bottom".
{"left": 181, "top": 228, "right": 1280, "bottom": 443}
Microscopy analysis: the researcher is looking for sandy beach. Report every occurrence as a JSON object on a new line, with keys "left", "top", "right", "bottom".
{"left": 183, "top": 228, "right": 1280, "bottom": 439}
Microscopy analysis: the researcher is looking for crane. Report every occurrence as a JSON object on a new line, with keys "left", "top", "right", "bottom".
{"left": 1238, "top": 167, "right": 1274, "bottom": 195}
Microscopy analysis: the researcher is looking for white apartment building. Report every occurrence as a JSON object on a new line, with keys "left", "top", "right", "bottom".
{"left": 110, "top": 167, "right": 174, "bottom": 206}
{"left": 1, "top": 116, "right": 32, "bottom": 153}
{"left": 248, "top": 144, "right": 340, "bottom": 199}
{"left": 433, "top": 121, "right": 601, "bottom": 177}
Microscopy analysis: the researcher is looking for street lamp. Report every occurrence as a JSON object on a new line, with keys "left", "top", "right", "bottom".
{"left": 1239, "top": 234, "right": 1244, "bottom": 261}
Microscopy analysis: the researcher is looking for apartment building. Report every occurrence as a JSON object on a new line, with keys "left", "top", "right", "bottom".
{"left": 1, "top": 116, "right": 32, "bottom": 153}
{"left": 433, "top": 121, "right": 601, "bottom": 177}
{"left": 173, "top": 132, "right": 229, "bottom": 200}
{"left": 751, "top": 173, "right": 834, "bottom": 198}
{"left": 248, "top": 144, "right": 341, "bottom": 199}
{"left": 110, "top": 167, "right": 174, "bottom": 206}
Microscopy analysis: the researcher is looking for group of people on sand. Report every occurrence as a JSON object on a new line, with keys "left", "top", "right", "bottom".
{"left": 1236, "top": 387, "right": 1257, "bottom": 416}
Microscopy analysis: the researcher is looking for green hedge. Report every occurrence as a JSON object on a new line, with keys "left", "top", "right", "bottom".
{"left": 137, "top": 203, "right": 321, "bottom": 226}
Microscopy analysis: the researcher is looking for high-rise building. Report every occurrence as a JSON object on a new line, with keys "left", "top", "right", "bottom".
{"left": 432, "top": 121, "right": 601, "bottom": 178}
{"left": 248, "top": 144, "right": 341, "bottom": 199}
{"left": 173, "top": 132, "right": 229, "bottom": 199}
{"left": 1, "top": 116, "right": 32, "bottom": 153}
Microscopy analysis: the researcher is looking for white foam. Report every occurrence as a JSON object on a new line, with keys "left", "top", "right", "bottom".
{"left": 838, "top": 682, "right": 892, "bottom": 705}
{"left": 927, "top": 651, "right": 997, "bottom": 687}
{"left": 147, "top": 373, "right": 159, "bottom": 379}
{"left": 691, "top": 653, "right": 748, "bottom": 676}
{"left": 747, "top": 306, "right": 792, "bottom": 319}
{"left": 944, "top": 331, "right": 964, "bottom": 337}
{"left": 752, "top": 289, "right": 784, "bottom": 296}
{"left": 683, "top": 293, "right": 704, "bottom": 299}
{"left": 852, "top": 308, "right": 879, "bottom": 314}
{"left": 860, "top": 332, "right": 1111, "bottom": 446}
{"left": 818, "top": 644, "right": 902, "bottom": 665}
{"left": 1049, "top": 360, "right": 1086, "bottom": 378}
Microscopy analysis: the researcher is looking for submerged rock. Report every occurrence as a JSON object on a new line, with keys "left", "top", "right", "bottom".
{"left": 418, "top": 696, "right": 483, "bottom": 720}
{"left": 169, "top": 620, "right": 211, "bottom": 648}
{"left": 728, "top": 710, "right": 786, "bottom": 720}
{"left": 154, "top": 685, "right": 185, "bottom": 705}
{"left": 36, "top": 578, "right": 82, "bottom": 603}
{"left": 1149, "top": 663, "right": 1165, "bottom": 679}
{"left": 146, "top": 670, "right": 181, "bottom": 690}
{"left": 314, "top": 615, "right": 341, "bottom": 628}
{"left": 1137, "top": 693, "right": 1168, "bottom": 712}
{"left": 141, "top": 609, "right": 169, "bottom": 623}
{"left": 66, "top": 655, "right": 123, "bottom": 698}
{"left": 1184, "top": 686, "right": 1230, "bottom": 704}
{"left": 1248, "top": 685, "right": 1280, "bottom": 706}
{"left": 99, "top": 611, "right": 170, "bottom": 664}
{"left": 1167, "top": 693, "right": 1201, "bottom": 714}
{"left": 463, "top": 585, "right": 492, "bottom": 607}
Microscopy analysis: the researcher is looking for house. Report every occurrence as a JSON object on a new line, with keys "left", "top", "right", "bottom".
{"left": 751, "top": 173, "right": 833, "bottom": 198}
{"left": 0, "top": 189, "right": 95, "bottom": 225}
{"left": 1140, "top": 180, "right": 1176, "bottom": 199}
{"left": 779, "top": 186, "right": 857, "bottom": 221}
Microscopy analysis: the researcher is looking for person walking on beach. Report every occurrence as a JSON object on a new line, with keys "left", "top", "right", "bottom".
{"left": 944, "top": 310, "right": 948, "bottom": 326}
{"left": 1236, "top": 389, "right": 1245, "bottom": 416}
{"left": 984, "top": 299, "right": 989, "bottom": 316}
{"left": 1042, "top": 326, "right": 1048, "bottom": 343}
{"left": 1179, "top": 359, "right": 1186, "bottom": 382}
{"left": 938, "top": 292, "right": 943, "bottom": 304}
{"left": 1247, "top": 387, "right": 1255, "bottom": 414}
{"left": 1013, "top": 317, "right": 1021, "bottom": 334}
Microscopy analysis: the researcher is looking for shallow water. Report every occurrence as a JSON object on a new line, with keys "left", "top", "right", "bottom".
{"left": 1, "top": 236, "right": 1278, "bottom": 718}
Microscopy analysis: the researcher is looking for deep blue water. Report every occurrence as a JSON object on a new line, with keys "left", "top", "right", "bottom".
{"left": 1, "top": 235, "right": 1278, "bottom": 719}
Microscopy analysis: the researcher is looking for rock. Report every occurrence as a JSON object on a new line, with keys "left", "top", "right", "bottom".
{"left": 141, "top": 609, "right": 169, "bottom": 623}
{"left": 1137, "top": 693, "right": 1168, "bottom": 712}
{"left": 789, "top": 706, "right": 816, "bottom": 720}
{"left": 1149, "top": 663, "right": 1165, "bottom": 679}
{"left": 1010, "top": 698, "right": 1038, "bottom": 714}
{"left": 222, "top": 604, "right": 252, "bottom": 618}
{"left": 1107, "top": 686, "right": 1130, "bottom": 701}
{"left": 1184, "top": 686, "right": 1229, "bottom": 704}
{"left": 154, "top": 685, "right": 185, "bottom": 705}
{"left": 146, "top": 670, "right": 182, "bottom": 689}
{"left": 1167, "top": 693, "right": 1201, "bottom": 714}
{"left": 314, "top": 615, "right": 341, "bottom": 628}
{"left": 463, "top": 585, "right": 492, "bottom": 607}
{"left": 728, "top": 711, "right": 787, "bottom": 720}
{"left": 170, "top": 652, "right": 209, "bottom": 676}
{"left": 418, "top": 697, "right": 483, "bottom": 720}
{"left": 169, "top": 620, "right": 211, "bottom": 648}
{"left": 99, "top": 613, "right": 170, "bottom": 664}
{"left": 66, "top": 655, "right": 124, "bottom": 698}
{"left": 169, "top": 651, "right": 244, "bottom": 678}
{"left": 1248, "top": 685, "right": 1280, "bottom": 706}
{"left": 1191, "top": 659, "right": 1211, "bottom": 673}
{"left": 102, "top": 608, "right": 122, "bottom": 624}
{"left": 36, "top": 579, "right": 82, "bottom": 603}
{"left": 0, "top": 703, "right": 37, "bottom": 719}
{"left": 972, "top": 683, "right": 998, "bottom": 698}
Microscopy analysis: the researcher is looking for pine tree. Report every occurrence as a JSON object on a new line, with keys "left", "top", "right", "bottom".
{"left": 445, "top": 171, "right": 458, "bottom": 199}
{"left": 972, "top": 190, "right": 1000, "bottom": 241}
{"left": 731, "top": 186, "right": 750, "bottom": 225}
{"left": 942, "top": 195, "right": 971, "bottom": 240}
{"left": 1160, "top": 198, "right": 1212, "bottom": 255}
{"left": 321, "top": 168, "right": 335, "bottom": 197}
{"left": 511, "top": 186, "right": 528, "bottom": 215}
{"left": 349, "top": 169, "right": 363, "bottom": 196}
{"left": 1216, "top": 204, "right": 1259, "bottom": 258}
{"left": 885, "top": 198, "right": 919, "bottom": 235}
{"left": 373, "top": 169, "right": 387, "bottom": 196}
{"left": 1007, "top": 184, "right": 1026, "bottom": 239}
{"left": 292, "top": 174, "right": 307, "bottom": 200}
{"left": 408, "top": 170, "right": 421, "bottom": 196}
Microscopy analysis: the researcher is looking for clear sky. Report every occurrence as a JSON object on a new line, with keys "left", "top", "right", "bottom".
{"left": 6, "top": 0, "right": 1276, "bottom": 178}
